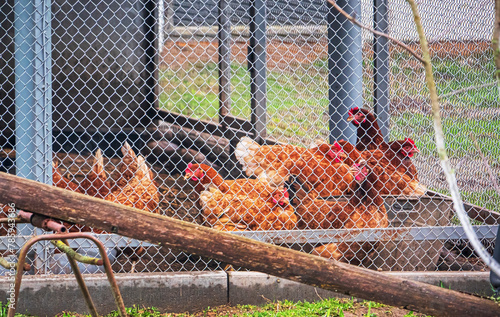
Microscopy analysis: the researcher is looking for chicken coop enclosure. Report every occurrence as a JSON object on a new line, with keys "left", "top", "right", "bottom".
{"left": 0, "top": 0, "right": 499, "bottom": 281}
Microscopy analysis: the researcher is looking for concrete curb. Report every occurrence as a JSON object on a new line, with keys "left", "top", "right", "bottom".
{"left": 0, "top": 271, "right": 493, "bottom": 316}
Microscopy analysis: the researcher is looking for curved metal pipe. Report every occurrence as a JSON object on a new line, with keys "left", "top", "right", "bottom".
{"left": 7, "top": 232, "right": 126, "bottom": 317}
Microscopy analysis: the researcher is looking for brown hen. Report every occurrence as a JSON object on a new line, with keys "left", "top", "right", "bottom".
{"left": 105, "top": 151, "right": 160, "bottom": 214}
{"left": 234, "top": 137, "right": 309, "bottom": 178}
{"left": 347, "top": 107, "right": 387, "bottom": 151}
{"left": 53, "top": 157, "right": 105, "bottom": 233}
{"left": 291, "top": 160, "right": 388, "bottom": 263}
{"left": 184, "top": 163, "right": 288, "bottom": 203}
{"left": 337, "top": 138, "right": 424, "bottom": 196}
{"left": 53, "top": 161, "right": 82, "bottom": 193}
{"left": 77, "top": 149, "right": 112, "bottom": 199}
{"left": 265, "top": 142, "right": 354, "bottom": 198}
{"left": 199, "top": 187, "right": 297, "bottom": 231}
{"left": 346, "top": 107, "right": 420, "bottom": 179}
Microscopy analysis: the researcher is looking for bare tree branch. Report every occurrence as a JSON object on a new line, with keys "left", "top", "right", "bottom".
{"left": 326, "top": 0, "right": 425, "bottom": 64}
{"left": 495, "top": 0, "right": 500, "bottom": 101}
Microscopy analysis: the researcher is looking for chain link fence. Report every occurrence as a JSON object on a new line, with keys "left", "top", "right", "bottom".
{"left": 0, "top": 0, "right": 498, "bottom": 276}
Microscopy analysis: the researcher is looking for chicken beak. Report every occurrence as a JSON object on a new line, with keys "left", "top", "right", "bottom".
{"left": 184, "top": 173, "right": 192, "bottom": 180}
{"left": 346, "top": 114, "right": 354, "bottom": 122}
{"left": 338, "top": 151, "right": 348, "bottom": 160}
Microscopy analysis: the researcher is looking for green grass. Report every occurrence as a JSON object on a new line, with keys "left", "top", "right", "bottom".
{"left": 0, "top": 302, "right": 31, "bottom": 317}
{"left": 390, "top": 112, "right": 500, "bottom": 159}
{"left": 7, "top": 299, "right": 431, "bottom": 317}
{"left": 159, "top": 62, "right": 329, "bottom": 143}
{"left": 432, "top": 53, "right": 497, "bottom": 107}
{"left": 391, "top": 51, "right": 498, "bottom": 108}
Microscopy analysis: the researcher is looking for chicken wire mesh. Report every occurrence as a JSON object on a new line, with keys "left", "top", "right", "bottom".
{"left": 0, "top": 0, "right": 498, "bottom": 276}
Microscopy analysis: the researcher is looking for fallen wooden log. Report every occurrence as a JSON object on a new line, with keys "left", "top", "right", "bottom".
{"left": 154, "top": 121, "right": 232, "bottom": 165}
{"left": 0, "top": 172, "right": 499, "bottom": 317}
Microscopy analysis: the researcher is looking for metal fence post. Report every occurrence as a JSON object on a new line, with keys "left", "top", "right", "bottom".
{"left": 328, "top": 0, "right": 361, "bottom": 144}
{"left": 218, "top": 0, "right": 239, "bottom": 176}
{"left": 218, "top": 0, "right": 231, "bottom": 118}
{"left": 14, "top": 0, "right": 53, "bottom": 273}
{"left": 373, "top": 0, "right": 390, "bottom": 141}
{"left": 490, "top": 225, "right": 500, "bottom": 296}
{"left": 248, "top": 0, "right": 267, "bottom": 144}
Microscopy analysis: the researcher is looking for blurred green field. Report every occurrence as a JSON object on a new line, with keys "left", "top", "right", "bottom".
{"left": 159, "top": 50, "right": 498, "bottom": 153}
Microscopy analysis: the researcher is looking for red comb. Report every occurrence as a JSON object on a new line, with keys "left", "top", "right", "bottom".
{"left": 333, "top": 142, "right": 342, "bottom": 151}
{"left": 283, "top": 190, "right": 289, "bottom": 198}
{"left": 348, "top": 107, "right": 359, "bottom": 115}
{"left": 405, "top": 138, "right": 415, "bottom": 145}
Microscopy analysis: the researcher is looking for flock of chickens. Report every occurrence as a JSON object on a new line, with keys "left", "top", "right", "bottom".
{"left": 1, "top": 106, "right": 426, "bottom": 266}
{"left": 185, "top": 107, "right": 426, "bottom": 263}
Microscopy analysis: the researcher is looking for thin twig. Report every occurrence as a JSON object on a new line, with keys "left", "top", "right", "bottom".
{"left": 260, "top": 295, "right": 272, "bottom": 303}
{"left": 326, "top": 0, "right": 425, "bottom": 64}
{"left": 314, "top": 287, "right": 324, "bottom": 301}
{"left": 439, "top": 82, "right": 497, "bottom": 100}
{"left": 493, "top": 0, "right": 500, "bottom": 99}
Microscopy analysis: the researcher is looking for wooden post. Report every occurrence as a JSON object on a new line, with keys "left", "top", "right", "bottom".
{"left": 0, "top": 172, "right": 499, "bottom": 317}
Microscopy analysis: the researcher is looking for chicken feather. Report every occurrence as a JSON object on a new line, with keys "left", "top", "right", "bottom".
{"left": 291, "top": 160, "right": 388, "bottom": 263}
{"left": 199, "top": 187, "right": 297, "bottom": 231}
{"left": 185, "top": 163, "right": 288, "bottom": 204}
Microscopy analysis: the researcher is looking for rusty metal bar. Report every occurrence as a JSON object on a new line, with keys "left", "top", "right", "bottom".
{"left": 2, "top": 225, "right": 498, "bottom": 253}
{"left": 18, "top": 210, "right": 67, "bottom": 233}
{"left": 7, "top": 232, "right": 126, "bottom": 317}
{"left": 85, "top": 234, "right": 127, "bottom": 317}
{"left": 230, "top": 225, "right": 499, "bottom": 244}
{"left": 60, "top": 238, "right": 99, "bottom": 317}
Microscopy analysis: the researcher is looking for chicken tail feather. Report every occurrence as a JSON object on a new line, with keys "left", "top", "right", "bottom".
{"left": 121, "top": 141, "right": 137, "bottom": 160}
{"left": 93, "top": 148, "right": 107, "bottom": 180}
{"left": 234, "top": 137, "right": 261, "bottom": 176}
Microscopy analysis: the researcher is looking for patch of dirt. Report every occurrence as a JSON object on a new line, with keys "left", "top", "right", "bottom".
{"left": 161, "top": 38, "right": 328, "bottom": 74}
{"left": 161, "top": 38, "right": 491, "bottom": 73}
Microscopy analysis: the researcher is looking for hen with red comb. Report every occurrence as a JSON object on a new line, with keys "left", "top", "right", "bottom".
{"left": 198, "top": 187, "right": 297, "bottom": 231}
{"left": 347, "top": 107, "right": 387, "bottom": 151}
{"left": 289, "top": 159, "right": 388, "bottom": 264}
